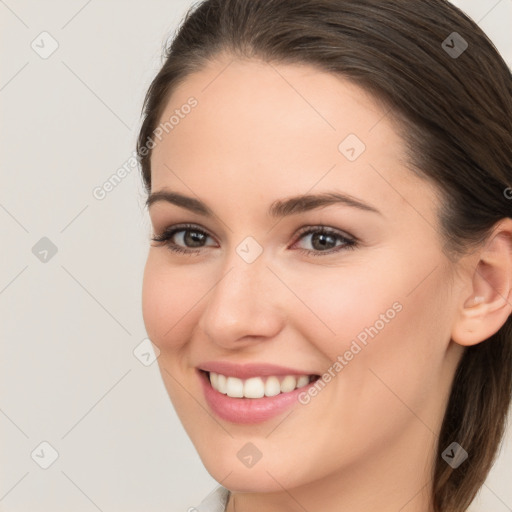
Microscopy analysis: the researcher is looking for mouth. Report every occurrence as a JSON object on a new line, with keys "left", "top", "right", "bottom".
{"left": 197, "top": 368, "right": 321, "bottom": 424}
{"left": 200, "top": 370, "right": 320, "bottom": 398}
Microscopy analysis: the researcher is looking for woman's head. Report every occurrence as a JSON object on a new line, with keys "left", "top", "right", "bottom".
{"left": 137, "top": 1, "right": 512, "bottom": 511}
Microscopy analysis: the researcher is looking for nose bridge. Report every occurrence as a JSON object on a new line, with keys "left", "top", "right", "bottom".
{"left": 198, "top": 242, "right": 283, "bottom": 344}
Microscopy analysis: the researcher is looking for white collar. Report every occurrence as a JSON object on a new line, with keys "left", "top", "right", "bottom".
{"left": 194, "top": 485, "right": 230, "bottom": 512}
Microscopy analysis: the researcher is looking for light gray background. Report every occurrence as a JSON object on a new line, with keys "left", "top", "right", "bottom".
{"left": 1, "top": 1, "right": 511, "bottom": 511}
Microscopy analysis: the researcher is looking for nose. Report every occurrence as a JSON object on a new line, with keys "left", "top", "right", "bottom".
{"left": 197, "top": 248, "right": 285, "bottom": 349}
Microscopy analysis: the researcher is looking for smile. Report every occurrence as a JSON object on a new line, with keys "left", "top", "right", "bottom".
{"left": 207, "top": 371, "right": 317, "bottom": 398}
{"left": 198, "top": 369, "right": 321, "bottom": 424}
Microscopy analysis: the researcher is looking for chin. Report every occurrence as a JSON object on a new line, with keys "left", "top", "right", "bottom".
{"left": 196, "top": 443, "right": 311, "bottom": 494}
{"left": 206, "top": 465, "right": 294, "bottom": 493}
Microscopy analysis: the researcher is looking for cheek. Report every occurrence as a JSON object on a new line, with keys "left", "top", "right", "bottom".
{"left": 277, "top": 267, "right": 449, "bottom": 469}
{"left": 283, "top": 262, "right": 402, "bottom": 357}
{"left": 291, "top": 257, "right": 450, "bottom": 408}
{"left": 141, "top": 254, "right": 206, "bottom": 349}
{"left": 339, "top": 268, "right": 453, "bottom": 425}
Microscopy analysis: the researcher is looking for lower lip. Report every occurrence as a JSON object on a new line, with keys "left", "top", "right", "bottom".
{"left": 198, "top": 370, "right": 317, "bottom": 424}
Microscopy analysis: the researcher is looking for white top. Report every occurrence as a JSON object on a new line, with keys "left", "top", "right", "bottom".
{"left": 193, "top": 485, "right": 231, "bottom": 512}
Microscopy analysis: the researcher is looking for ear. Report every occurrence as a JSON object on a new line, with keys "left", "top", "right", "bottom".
{"left": 451, "top": 218, "right": 512, "bottom": 347}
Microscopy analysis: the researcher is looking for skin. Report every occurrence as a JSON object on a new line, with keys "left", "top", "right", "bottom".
{"left": 142, "top": 53, "right": 512, "bottom": 512}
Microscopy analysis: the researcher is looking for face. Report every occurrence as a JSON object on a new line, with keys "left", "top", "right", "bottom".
{"left": 142, "top": 55, "right": 466, "bottom": 496}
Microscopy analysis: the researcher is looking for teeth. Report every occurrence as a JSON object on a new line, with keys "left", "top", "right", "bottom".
{"left": 244, "top": 377, "right": 265, "bottom": 398}
{"left": 280, "top": 375, "right": 296, "bottom": 393}
{"left": 226, "top": 376, "right": 244, "bottom": 397}
{"left": 208, "top": 372, "right": 314, "bottom": 398}
{"left": 264, "top": 376, "right": 281, "bottom": 397}
{"left": 297, "top": 375, "right": 310, "bottom": 388}
{"left": 217, "top": 373, "right": 227, "bottom": 394}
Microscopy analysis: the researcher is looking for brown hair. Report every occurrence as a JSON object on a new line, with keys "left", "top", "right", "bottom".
{"left": 136, "top": 1, "right": 512, "bottom": 510}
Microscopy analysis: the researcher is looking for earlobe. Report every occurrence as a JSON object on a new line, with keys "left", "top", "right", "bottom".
{"left": 451, "top": 219, "right": 512, "bottom": 347}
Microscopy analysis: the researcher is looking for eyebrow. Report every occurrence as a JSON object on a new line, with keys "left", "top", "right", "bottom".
{"left": 146, "top": 189, "right": 382, "bottom": 217}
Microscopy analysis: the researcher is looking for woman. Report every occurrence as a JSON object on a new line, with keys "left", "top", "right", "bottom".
{"left": 136, "top": 0, "right": 512, "bottom": 510}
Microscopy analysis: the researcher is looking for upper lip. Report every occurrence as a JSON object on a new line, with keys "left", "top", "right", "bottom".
{"left": 198, "top": 361, "right": 319, "bottom": 380}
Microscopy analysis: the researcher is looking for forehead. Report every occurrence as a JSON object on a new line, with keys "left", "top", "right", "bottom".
{"left": 149, "top": 56, "right": 439, "bottom": 222}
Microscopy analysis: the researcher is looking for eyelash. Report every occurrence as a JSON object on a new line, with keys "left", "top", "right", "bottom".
{"left": 151, "top": 223, "right": 358, "bottom": 257}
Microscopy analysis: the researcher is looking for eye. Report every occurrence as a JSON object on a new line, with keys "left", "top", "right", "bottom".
{"left": 151, "top": 224, "right": 217, "bottom": 255}
{"left": 291, "top": 226, "right": 358, "bottom": 256}
{"left": 151, "top": 223, "right": 358, "bottom": 257}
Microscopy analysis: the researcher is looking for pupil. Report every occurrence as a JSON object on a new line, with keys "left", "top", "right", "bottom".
{"left": 312, "top": 232, "right": 335, "bottom": 251}
{"left": 185, "top": 231, "right": 205, "bottom": 247}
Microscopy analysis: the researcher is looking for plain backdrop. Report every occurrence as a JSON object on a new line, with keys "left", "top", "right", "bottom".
{"left": 1, "top": 1, "right": 511, "bottom": 511}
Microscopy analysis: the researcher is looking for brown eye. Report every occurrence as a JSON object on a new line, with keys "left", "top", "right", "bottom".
{"left": 292, "top": 227, "right": 358, "bottom": 256}
{"left": 151, "top": 224, "right": 217, "bottom": 255}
